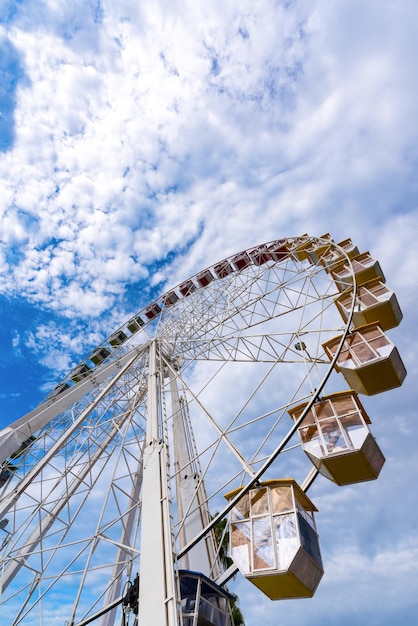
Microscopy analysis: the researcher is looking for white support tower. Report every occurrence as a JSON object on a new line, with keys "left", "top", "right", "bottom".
{"left": 138, "top": 341, "right": 178, "bottom": 626}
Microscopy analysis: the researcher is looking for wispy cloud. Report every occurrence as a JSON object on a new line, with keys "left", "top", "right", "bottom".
{"left": 0, "top": 1, "right": 417, "bottom": 624}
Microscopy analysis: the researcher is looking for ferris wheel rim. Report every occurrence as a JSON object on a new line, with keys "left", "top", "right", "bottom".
{"left": 0, "top": 234, "right": 359, "bottom": 625}
{"left": 50, "top": 235, "right": 357, "bottom": 394}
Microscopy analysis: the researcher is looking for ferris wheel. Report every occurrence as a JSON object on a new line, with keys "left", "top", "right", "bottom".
{"left": 0, "top": 236, "right": 406, "bottom": 626}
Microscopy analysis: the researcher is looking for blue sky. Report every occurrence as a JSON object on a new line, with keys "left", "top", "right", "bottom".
{"left": 1, "top": 0, "right": 418, "bottom": 624}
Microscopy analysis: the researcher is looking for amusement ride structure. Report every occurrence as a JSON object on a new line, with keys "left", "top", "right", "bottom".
{"left": 0, "top": 235, "right": 406, "bottom": 625}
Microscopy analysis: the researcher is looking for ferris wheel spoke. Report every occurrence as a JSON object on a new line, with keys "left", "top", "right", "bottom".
{"left": 168, "top": 364, "right": 256, "bottom": 479}
{"left": 0, "top": 410, "right": 142, "bottom": 595}
{"left": 157, "top": 256, "right": 335, "bottom": 350}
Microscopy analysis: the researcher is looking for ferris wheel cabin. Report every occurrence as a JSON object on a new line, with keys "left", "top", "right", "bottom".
{"left": 224, "top": 480, "right": 323, "bottom": 600}
{"left": 335, "top": 278, "right": 403, "bottom": 331}
{"left": 214, "top": 259, "right": 234, "bottom": 278}
{"left": 126, "top": 314, "right": 145, "bottom": 333}
{"left": 108, "top": 329, "right": 128, "bottom": 346}
{"left": 179, "top": 279, "right": 197, "bottom": 296}
{"left": 330, "top": 251, "right": 385, "bottom": 292}
{"left": 232, "top": 251, "right": 252, "bottom": 270}
{"left": 319, "top": 237, "right": 360, "bottom": 270}
{"left": 288, "top": 391, "right": 385, "bottom": 485}
{"left": 163, "top": 290, "right": 180, "bottom": 306}
{"left": 267, "top": 239, "right": 289, "bottom": 261}
{"left": 293, "top": 233, "right": 334, "bottom": 263}
{"left": 90, "top": 346, "right": 110, "bottom": 365}
{"left": 145, "top": 302, "right": 162, "bottom": 319}
{"left": 323, "top": 323, "right": 407, "bottom": 396}
{"left": 69, "top": 362, "right": 91, "bottom": 382}
{"left": 179, "top": 571, "right": 234, "bottom": 626}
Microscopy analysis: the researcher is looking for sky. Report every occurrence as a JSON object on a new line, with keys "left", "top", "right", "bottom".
{"left": 1, "top": 0, "right": 418, "bottom": 625}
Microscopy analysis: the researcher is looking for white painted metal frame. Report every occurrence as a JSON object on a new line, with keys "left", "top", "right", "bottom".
{"left": 0, "top": 237, "right": 357, "bottom": 625}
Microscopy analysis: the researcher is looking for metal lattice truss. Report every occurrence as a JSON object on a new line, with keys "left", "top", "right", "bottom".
{"left": 0, "top": 237, "right": 356, "bottom": 625}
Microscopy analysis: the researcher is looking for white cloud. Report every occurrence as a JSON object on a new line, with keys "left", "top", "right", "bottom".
{"left": 2, "top": 0, "right": 417, "bottom": 322}
{"left": 1, "top": 1, "right": 418, "bottom": 623}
